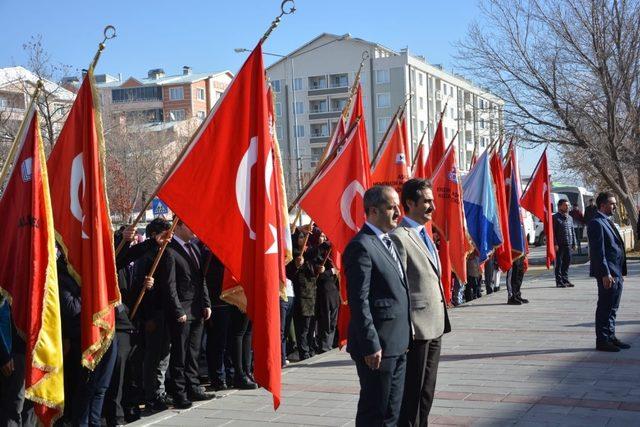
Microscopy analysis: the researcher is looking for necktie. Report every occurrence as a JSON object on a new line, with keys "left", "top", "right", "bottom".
{"left": 185, "top": 242, "right": 201, "bottom": 269}
{"left": 420, "top": 227, "right": 436, "bottom": 260}
{"left": 381, "top": 235, "right": 403, "bottom": 277}
{"left": 607, "top": 218, "right": 623, "bottom": 244}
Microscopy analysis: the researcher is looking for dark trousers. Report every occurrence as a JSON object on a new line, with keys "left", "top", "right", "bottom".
{"left": 104, "top": 330, "right": 133, "bottom": 424}
{"left": 596, "top": 277, "right": 624, "bottom": 343}
{"left": 169, "top": 318, "right": 204, "bottom": 398}
{"left": 484, "top": 259, "right": 495, "bottom": 293}
{"left": 143, "top": 311, "right": 171, "bottom": 402}
{"left": 294, "top": 314, "right": 316, "bottom": 359}
{"left": 464, "top": 277, "right": 476, "bottom": 302}
{"left": 206, "top": 304, "right": 232, "bottom": 382}
{"left": 230, "top": 307, "right": 252, "bottom": 381}
{"left": 0, "top": 352, "right": 35, "bottom": 426}
{"left": 354, "top": 354, "right": 407, "bottom": 427}
{"left": 316, "top": 294, "right": 339, "bottom": 353}
{"left": 279, "top": 296, "right": 295, "bottom": 365}
{"left": 74, "top": 339, "right": 118, "bottom": 427}
{"left": 399, "top": 338, "right": 441, "bottom": 427}
{"left": 507, "top": 257, "right": 525, "bottom": 299}
{"left": 555, "top": 245, "right": 571, "bottom": 285}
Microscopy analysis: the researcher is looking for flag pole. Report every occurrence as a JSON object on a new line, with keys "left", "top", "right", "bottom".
{"left": 88, "top": 26, "right": 116, "bottom": 72}
{"left": 411, "top": 128, "right": 428, "bottom": 171}
{"left": 287, "top": 50, "right": 369, "bottom": 213}
{"left": 115, "top": 4, "right": 296, "bottom": 257}
{"left": 129, "top": 219, "right": 179, "bottom": 319}
{"left": 0, "top": 81, "right": 43, "bottom": 192}
{"left": 370, "top": 92, "right": 413, "bottom": 168}
{"left": 287, "top": 116, "right": 361, "bottom": 211}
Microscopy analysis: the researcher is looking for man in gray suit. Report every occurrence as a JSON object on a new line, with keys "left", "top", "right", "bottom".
{"left": 391, "top": 178, "right": 451, "bottom": 427}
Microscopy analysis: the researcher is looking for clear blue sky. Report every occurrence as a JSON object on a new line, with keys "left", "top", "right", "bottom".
{"left": 0, "top": 0, "right": 561, "bottom": 178}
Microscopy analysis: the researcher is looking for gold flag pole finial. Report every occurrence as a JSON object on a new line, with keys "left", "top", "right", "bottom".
{"left": 260, "top": 0, "right": 296, "bottom": 44}
{"left": 89, "top": 25, "right": 116, "bottom": 71}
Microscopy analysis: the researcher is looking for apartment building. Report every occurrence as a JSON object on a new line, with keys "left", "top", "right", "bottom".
{"left": 95, "top": 66, "right": 233, "bottom": 126}
{"left": 0, "top": 66, "right": 75, "bottom": 143}
{"left": 266, "top": 33, "right": 504, "bottom": 193}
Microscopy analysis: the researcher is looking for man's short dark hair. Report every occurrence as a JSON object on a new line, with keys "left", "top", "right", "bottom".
{"left": 557, "top": 198, "right": 569, "bottom": 207}
{"left": 146, "top": 217, "right": 171, "bottom": 236}
{"left": 596, "top": 191, "right": 615, "bottom": 209}
{"left": 364, "top": 185, "right": 394, "bottom": 215}
{"left": 401, "top": 178, "right": 432, "bottom": 211}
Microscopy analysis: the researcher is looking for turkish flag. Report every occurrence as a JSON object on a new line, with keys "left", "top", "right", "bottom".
{"left": 348, "top": 84, "right": 371, "bottom": 169}
{"left": 0, "top": 106, "right": 64, "bottom": 426}
{"left": 157, "top": 44, "right": 282, "bottom": 407}
{"left": 371, "top": 114, "right": 410, "bottom": 195}
{"left": 520, "top": 150, "right": 555, "bottom": 268}
{"left": 489, "top": 152, "right": 513, "bottom": 272}
{"left": 437, "top": 236, "right": 452, "bottom": 304}
{"left": 48, "top": 72, "right": 120, "bottom": 370}
{"left": 299, "top": 121, "right": 370, "bottom": 254}
{"left": 431, "top": 142, "right": 471, "bottom": 285}
{"left": 412, "top": 139, "right": 427, "bottom": 178}
{"left": 424, "top": 116, "right": 446, "bottom": 178}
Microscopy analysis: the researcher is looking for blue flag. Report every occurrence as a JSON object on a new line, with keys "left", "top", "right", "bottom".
{"left": 462, "top": 152, "right": 503, "bottom": 263}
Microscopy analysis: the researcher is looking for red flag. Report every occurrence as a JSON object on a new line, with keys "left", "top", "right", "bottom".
{"left": 412, "top": 138, "right": 427, "bottom": 178}
{"left": 348, "top": 84, "right": 371, "bottom": 169}
{"left": 48, "top": 71, "right": 120, "bottom": 370}
{"left": 325, "top": 118, "right": 346, "bottom": 160}
{"left": 431, "top": 142, "right": 471, "bottom": 284}
{"left": 424, "top": 116, "right": 446, "bottom": 178}
{"left": 157, "top": 44, "right": 282, "bottom": 407}
{"left": 436, "top": 237, "right": 453, "bottom": 304}
{"left": 0, "top": 106, "right": 64, "bottom": 426}
{"left": 371, "top": 113, "right": 410, "bottom": 194}
{"left": 520, "top": 150, "right": 555, "bottom": 268}
{"left": 489, "top": 152, "right": 513, "bottom": 271}
{"left": 299, "top": 121, "right": 370, "bottom": 254}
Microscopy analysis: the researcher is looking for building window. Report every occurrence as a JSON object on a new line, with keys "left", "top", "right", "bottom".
{"left": 377, "top": 117, "right": 390, "bottom": 132}
{"left": 418, "top": 73, "right": 423, "bottom": 86}
{"left": 275, "top": 102, "right": 282, "bottom": 117}
{"left": 419, "top": 97, "right": 424, "bottom": 110}
{"left": 375, "top": 69, "right": 390, "bottom": 84}
{"left": 442, "top": 83, "right": 447, "bottom": 94}
{"left": 112, "top": 86, "right": 163, "bottom": 103}
{"left": 0, "top": 97, "right": 7, "bottom": 108}
{"left": 196, "top": 88, "right": 205, "bottom": 101}
{"left": 197, "top": 110, "right": 206, "bottom": 119}
{"left": 294, "top": 101, "right": 304, "bottom": 115}
{"left": 376, "top": 93, "right": 390, "bottom": 108}
{"left": 330, "top": 73, "right": 348, "bottom": 88}
{"left": 445, "top": 127, "right": 449, "bottom": 138}
{"left": 276, "top": 125, "right": 283, "bottom": 140}
{"left": 293, "top": 78, "right": 303, "bottom": 91}
{"left": 294, "top": 124, "right": 305, "bottom": 137}
{"left": 479, "top": 99, "right": 485, "bottom": 109}
{"left": 169, "top": 87, "right": 184, "bottom": 100}
{"left": 480, "top": 119, "right": 485, "bottom": 129}
{"left": 419, "top": 120, "right": 425, "bottom": 133}
{"left": 272, "top": 80, "right": 281, "bottom": 93}
{"left": 359, "top": 72, "right": 367, "bottom": 84}
{"left": 169, "top": 109, "right": 185, "bottom": 121}
{"left": 450, "top": 107, "right": 455, "bottom": 119}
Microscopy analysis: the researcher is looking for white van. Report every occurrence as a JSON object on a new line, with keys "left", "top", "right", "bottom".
{"left": 551, "top": 185, "right": 594, "bottom": 214}
{"left": 533, "top": 192, "right": 569, "bottom": 246}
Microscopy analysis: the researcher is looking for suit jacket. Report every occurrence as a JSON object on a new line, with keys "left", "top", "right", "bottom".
{"left": 391, "top": 218, "right": 451, "bottom": 340}
{"left": 343, "top": 224, "right": 411, "bottom": 358}
{"left": 156, "top": 239, "right": 211, "bottom": 321}
{"left": 587, "top": 213, "right": 627, "bottom": 278}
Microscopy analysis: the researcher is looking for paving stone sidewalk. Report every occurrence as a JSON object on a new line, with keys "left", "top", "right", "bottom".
{"left": 131, "top": 260, "right": 640, "bottom": 426}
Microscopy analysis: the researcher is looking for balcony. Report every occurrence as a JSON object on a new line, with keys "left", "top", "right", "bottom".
{"left": 330, "top": 98, "right": 348, "bottom": 113}
{"left": 308, "top": 75, "right": 349, "bottom": 96}
{"left": 329, "top": 73, "right": 348, "bottom": 88}
{"left": 308, "top": 76, "right": 328, "bottom": 91}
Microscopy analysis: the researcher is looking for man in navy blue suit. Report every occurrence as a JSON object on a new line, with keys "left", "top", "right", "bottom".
{"left": 587, "top": 191, "right": 630, "bottom": 352}
{"left": 343, "top": 185, "right": 412, "bottom": 426}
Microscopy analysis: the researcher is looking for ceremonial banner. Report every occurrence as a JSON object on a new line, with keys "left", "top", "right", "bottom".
{"left": 371, "top": 114, "right": 410, "bottom": 195}
{"left": 431, "top": 142, "right": 472, "bottom": 285}
{"left": 520, "top": 150, "right": 555, "bottom": 268}
{"left": 0, "top": 106, "right": 64, "bottom": 426}
{"left": 503, "top": 145, "right": 525, "bottom": 259}
{"left": 424, "top": 115, "right": 446, "bottom": 178}
{"left": 48, "top": 70, "right": 119, "bottom": 370}
{"left": 157, "top": 44, "right": 282, "bottom": 407}
{"left": 462, "top": 152, "right": 503, "bottom": 263}
{"left": 489, "top": 152, "right": 513, "bottom": 272}
{"left": 412, "top": 140, "right": 427, "bottom": 178}
{"left": 348, "top": 85, "right": 371, "bottom": 169}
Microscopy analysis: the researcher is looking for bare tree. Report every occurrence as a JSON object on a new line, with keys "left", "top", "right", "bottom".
{"left": 457, "top": 0, "right": 640, "bottom": 242}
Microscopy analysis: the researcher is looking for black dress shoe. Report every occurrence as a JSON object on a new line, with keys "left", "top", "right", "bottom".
{"left": 612, "top": 338, "right": 631, "bottom": 349}
{"left": 565, "top": 282, "right": 575, "bottom": 287}
{"left": 173, "top": 396, "right": 193, "bottom": 409}
{"left": 208, "top": 379, "right": 227, "bottom": 391}
{"left": 556, "top": 283, "right": 566, "bottom": 288}
{"left": 189, "top": 388, "right": 214, "bottom": 401}
{"left": 235, "top": 376, "right": 258, "bottom": 390}
{"left": 507, "top": 297, "right": 522, "bottom": 305}
{"left": 516, "top": 296, "right": 529, "bottom": 304}
{"left": 145, "top": 396, "right": 170, "bottom": 412}
{"left": 596, "top": 342, "right": 621, "bottom": 352}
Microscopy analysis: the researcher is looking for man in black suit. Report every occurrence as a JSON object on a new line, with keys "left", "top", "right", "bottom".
{"left": 587, "top": 192, "right": 630, "bottom": 352}
{"left": 343, "top": 185, "right": 411, "bottom": 427}
{"left": 156, "top": 220, "right": 212, "bottom": 408}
